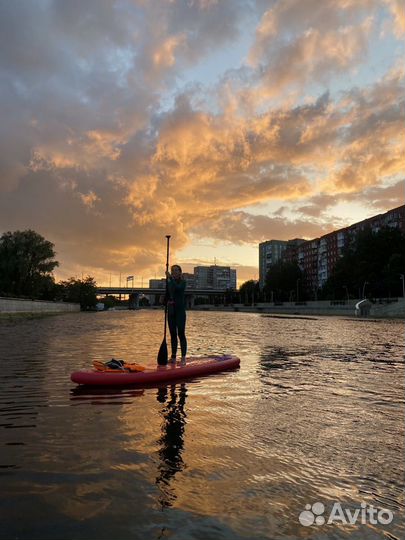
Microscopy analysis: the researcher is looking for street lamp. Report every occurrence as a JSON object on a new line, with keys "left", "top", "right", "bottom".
{"left": 362, "top": 281, "right": 369, "bottom": 299}
{"left": 400, "top": 274, "right": 404, "bottom": 298}
{"left": 342, "top": 285, "right": 349, "bottom": 301}
{"left": 296, "top": 278, "right": 301, "bottom": 303}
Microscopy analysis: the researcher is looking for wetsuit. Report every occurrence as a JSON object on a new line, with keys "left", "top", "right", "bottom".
{"left": 167, "top": 277, "right": 187, "bottom": 359}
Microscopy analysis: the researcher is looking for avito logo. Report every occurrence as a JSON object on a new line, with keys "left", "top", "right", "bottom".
{"left": 299, "top": 501, "right": 394, "bottom": 527}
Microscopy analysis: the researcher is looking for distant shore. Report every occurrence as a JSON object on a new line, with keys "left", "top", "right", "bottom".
{"left": 1, "top": 296, "right": 404, "bottom": 320}
{"left": 189, "top": 299, "right": 405, "bottom": 319}
{"left": 0, "top": 297, "right": 80, "bottom": 316}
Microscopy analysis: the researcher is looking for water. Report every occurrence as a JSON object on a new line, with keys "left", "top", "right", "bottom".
{"left": 0, "top": 311, "right": 403, "bottom": 540}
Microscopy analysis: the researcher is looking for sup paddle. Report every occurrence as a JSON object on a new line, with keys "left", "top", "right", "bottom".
{"left": 157, "top": 235, "right": 171, "bottom": 365}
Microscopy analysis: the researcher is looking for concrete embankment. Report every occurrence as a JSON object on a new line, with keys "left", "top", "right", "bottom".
{"left": 191, "top": 299, "right": 405, "bottom": 319}
{"left": 0, "top": 296, "right": 80, "bottom": 314}
{"left": 369, "top": 299, "right": 405, "bottom": 319}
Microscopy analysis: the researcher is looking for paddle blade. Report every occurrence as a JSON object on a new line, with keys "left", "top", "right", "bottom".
{"left": 157, "top": 338, "right": 168, "bottom": 365}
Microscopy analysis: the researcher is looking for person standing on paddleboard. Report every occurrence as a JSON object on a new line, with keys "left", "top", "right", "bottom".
{"left": 166, "top": 264, "right": 187, "bottom": 365}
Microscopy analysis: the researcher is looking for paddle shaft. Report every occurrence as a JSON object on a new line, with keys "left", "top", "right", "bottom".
{"left": 157, "top": 235, "right": 171, "bottom": 365}
{"left": 163, "top": 235, "right": 171, "bottom": 340}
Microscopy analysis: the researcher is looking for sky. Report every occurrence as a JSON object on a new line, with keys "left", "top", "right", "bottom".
{"left": 0, "top": 0, "right": 404, "bottom": 286}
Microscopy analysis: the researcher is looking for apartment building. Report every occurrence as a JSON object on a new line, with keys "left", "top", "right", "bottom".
{"left": 149, "top": 278, "right": 166, "bottom": 289}
{"left": 151, "top": 266, "right": 236, "bottom": 291}
{"left": 182, "top": 272, "right": 195, "bottom": 289}
{"left": 259, "top": 240, "right": 288, "bottom": 289}
{"left": 259, "top": 205, "right": 405, "bottom": 293}
{"left": 316, "top": 205, "right": 405, "bottom": 288}
{"left": 297, "top": 239, "right": 320, "bottom": 295}
{"left": 194, "top": 265, "right": 237, "bottom": 290}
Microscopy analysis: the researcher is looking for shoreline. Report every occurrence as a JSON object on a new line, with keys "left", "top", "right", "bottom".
{"left": 1, "top": 301, "right": 404, "bottom": 320}
{"left": 188, "top": 300, "right": 405, "bottom": 320}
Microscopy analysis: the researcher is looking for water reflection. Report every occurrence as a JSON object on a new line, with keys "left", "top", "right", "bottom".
{"left": 0, "top": 311, "right": 403, "bottom": 540}
{"left": 70, "top": 386, "right": 144, "bottom": 405}
{"left": 156, "top": 383, "right": 187, "bottom": 509}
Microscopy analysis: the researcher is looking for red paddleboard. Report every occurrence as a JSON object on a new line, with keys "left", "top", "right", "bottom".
{"left": 71, "top": 354, "right": 240, "bottom": 386}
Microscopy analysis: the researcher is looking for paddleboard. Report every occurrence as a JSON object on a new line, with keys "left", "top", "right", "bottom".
{"left": 71, "top": 354, "right": 240, "bottom": 386}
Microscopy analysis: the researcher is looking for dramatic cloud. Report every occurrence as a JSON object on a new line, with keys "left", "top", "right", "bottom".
{"left": 191, "top": 210, "right": 330, "bottom": 243}
{"left": 0, "top": 0, "right": 403, "bottom": 282}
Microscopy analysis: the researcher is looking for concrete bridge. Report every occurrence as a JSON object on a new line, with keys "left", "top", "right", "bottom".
{"left": 96, "top": 286, "right": 236, "bottom": 308}
{"left": 97, "top": 286, "right": 231, "bottom": 296}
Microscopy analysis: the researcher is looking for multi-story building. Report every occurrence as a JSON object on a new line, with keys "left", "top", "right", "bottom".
{"left": 182, "top": 272, "right": 195, "bottom": 289}
{"left": 149, "top": 278, "right": 166, "bottom": 289}
{"left": 316, "top": 231, "right": 343, "bottom": 288}
{"left": 259, "top": 240, "right": 288, "bottom": 289}
{"left": 316, "top": 205, "right": 405, "bottom": 288}
{"left": 194, "top": 265, "right": 237, "bottom": 290}
{"left": 350, "top": 205, "right": 405, "bottom": 235}
{"left": 259, "top": 205, "right": 404, "bottom": 296}
{"left": 194, "top": 266, "right": 210, "bottom": 289}
{"left": 150, "top": 273, "right": 196, "bottom": 290}
{"left": 297, "top": 239, "right": 319, "bottom": 296}
{"left": 283, "top": 238, "right": 306, "bottom": 264}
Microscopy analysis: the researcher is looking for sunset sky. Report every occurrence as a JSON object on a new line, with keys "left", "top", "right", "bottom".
{"left": 0, "top": 1, "right": 404, "bottom": 286}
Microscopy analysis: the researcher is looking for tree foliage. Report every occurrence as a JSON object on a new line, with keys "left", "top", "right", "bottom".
{"left": 0, "top": 230, "right": 59, "bottom": 299}
{"left": 321, "top": 227, "right": 405, "bottom": 299}
{"left": 239, "top": 279, "right": 260, "bottom": 304}
{"left": 56, "top": 276, "right": 98, "bottom": 310}
{"left": 264, "top": 261, "right": 302, "bottom": 301}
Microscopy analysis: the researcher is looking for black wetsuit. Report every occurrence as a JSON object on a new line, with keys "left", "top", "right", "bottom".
{"left": 167, "top": 277, "right": 187, "bottom": 359}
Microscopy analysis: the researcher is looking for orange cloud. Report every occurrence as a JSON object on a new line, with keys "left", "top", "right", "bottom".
{"left": 384, "top": 0, "right": 405, "bottom": 36}
{"left": 0, "top": 0, "right": 403, "bottom": 285}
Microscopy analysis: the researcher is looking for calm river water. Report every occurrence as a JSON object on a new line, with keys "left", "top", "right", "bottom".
{"left": 0, "top": 310, "right": 403, "bottom": 540}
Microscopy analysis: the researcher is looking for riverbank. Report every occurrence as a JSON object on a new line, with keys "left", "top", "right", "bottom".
{"left": 190, "top": 298, "right": 405, "bottom": 319}
{"left": 0, "top": 311, "right": 75, "bottom": 321}
{"left": 0, "top": 296, "right": 80, "bottom": 314}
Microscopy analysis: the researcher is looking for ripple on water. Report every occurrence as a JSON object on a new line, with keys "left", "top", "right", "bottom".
{"left": 0, "top": 311, "right": 403, "bottom": 540}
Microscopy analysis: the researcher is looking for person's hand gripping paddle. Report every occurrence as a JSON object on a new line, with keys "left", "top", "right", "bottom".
{"left": 157, "top": 235, "right": 171, "bottom": 365}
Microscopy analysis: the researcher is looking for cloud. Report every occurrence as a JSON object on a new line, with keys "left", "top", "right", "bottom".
{"left": 248, "top": 0, "right": 377, "bottom": 99}
{"left": 0, "top": 1, "right": 403, "bottom": 283}
{"left": 384, "top": 0, "right": 405, "bottom": 37}
{"left": 295, "top": 179, "right": 404, "bottom": 219}
{"left": 191, "top": 210, "right": 329, "bottom": 243}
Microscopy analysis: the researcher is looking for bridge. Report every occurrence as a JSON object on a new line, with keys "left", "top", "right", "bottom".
{"left": 96, "top": 286, "right": 237, "bottom": 308}
{"left": 96, "top": 286, "right": 233, "bottom": 296}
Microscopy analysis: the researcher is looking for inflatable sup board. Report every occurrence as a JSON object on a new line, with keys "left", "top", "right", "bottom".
{"left": 71, "top": 354, "right": 240, "bottom": 386}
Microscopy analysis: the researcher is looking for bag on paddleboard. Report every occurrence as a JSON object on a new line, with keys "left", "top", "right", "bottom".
{"left": 92, "top": 359, "right": 145, "bottom": 373}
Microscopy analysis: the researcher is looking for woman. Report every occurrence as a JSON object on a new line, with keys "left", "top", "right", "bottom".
{"left": 166, "top": 264, "right": 187, "bottom": 364}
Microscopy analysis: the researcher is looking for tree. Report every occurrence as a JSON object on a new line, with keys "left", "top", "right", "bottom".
{"left": 321, "top": 227, "right": 405, "bottom": 299}
{"left": 0, "top": 230, "right": 59, "bottom": 298}
{"left": 264, "top": 261, "right": 302, "bottom": 302}
{"left": 57, "top": 276, "right": 97, "bottom": 310}
{"left": 239, "top": 280, "right": 260, "bottom": 304}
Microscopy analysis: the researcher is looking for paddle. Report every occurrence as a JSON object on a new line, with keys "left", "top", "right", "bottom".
{"left": 157, "top": 235, "right": 171, "bottom": 365}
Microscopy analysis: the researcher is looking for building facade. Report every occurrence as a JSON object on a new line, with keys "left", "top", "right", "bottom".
{"left": 151, "top": 266, "right": 236, "bottom": 291}
{"left": 149, "top": 278, "right": 166, "bottom": 289}
{"left": 297, "top": 239, "right": 319, "bottom": 297}
{"left": 194, "top": 265, "right": 237, "bottom": 290}
{"left": 182, "top": 272, "right": 195, "bottom": 289}
{"left": 259, "top": 205, "right": 405, "bottom": 295}
{"left": 315, "top": 205, "right": 405, "bottom": 289}
{"left": 259, "top": 240, "right": 288, "bottom": 289}
{"left": 283, "top": 238, "right": 306, "bottom": 264}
